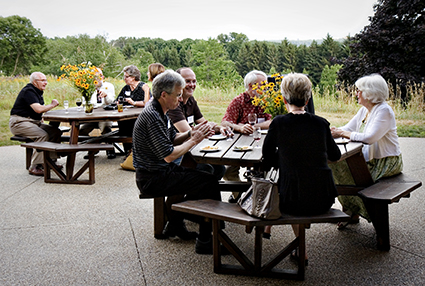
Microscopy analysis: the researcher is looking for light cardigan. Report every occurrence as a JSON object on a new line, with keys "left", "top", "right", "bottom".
{"left": 341, "top": 102, "right": 401, "bottom": 161}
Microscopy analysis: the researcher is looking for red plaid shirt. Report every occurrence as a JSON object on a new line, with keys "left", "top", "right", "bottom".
{"left": 222, "top": 92, "right": 271, "bottom": 124}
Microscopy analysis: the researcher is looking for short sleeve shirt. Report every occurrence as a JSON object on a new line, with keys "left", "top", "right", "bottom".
{"left": 117, "top": 82, "right": 146, "bottom": 105}
{"left": 132, "top": 99, "right": 176, "bottom": 172}
{"left": 10, "top": 83, "right": 44, "bottom": 120}
{"left": 167, "top": 96, "right": 203, "bottom": 127}
{"left": 222, "top": 92, "right": 271, "bottom": 124}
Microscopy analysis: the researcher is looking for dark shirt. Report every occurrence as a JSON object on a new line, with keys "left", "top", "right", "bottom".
{"left": 133, "top": 99, "right": 176, "bottom": 172}
{"left": 263, "top": 112, "right": 341, "bottom": 215}
{"left": 167, "top": 96, "right": 203, "bottom": 127}
{"left": 10, "top": 83, "right": 44, "bottom": 120}
{"left": 117, "top": 82, "right": 147, "bottom": 105}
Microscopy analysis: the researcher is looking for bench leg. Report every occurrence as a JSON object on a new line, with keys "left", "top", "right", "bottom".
{"left": 153, "top": 197, "right": 166, "bottom": 239}
{"left": 26, "top": 148, "right": 33, "bottom": 170}
{"left": 362, "top": 198, "right": 390, "bottom": 251}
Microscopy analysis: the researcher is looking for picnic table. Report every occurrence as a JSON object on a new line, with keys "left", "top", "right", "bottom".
{"left": 22, "top": 106, "right": 143, "bottom": 184}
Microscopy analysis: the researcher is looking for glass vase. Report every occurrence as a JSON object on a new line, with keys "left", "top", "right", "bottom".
{"left": 85, "top": 102, "right": 93, "bottom": 115}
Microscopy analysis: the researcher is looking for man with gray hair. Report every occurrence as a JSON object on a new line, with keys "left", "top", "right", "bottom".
{"left": 9, "top": 72, "right": 62, "bottom": 176}
{"left": 133, "top": 70, "right": 223, "bottom": 254}
{"left": 221, "top": 70, "right": 272, "bottom": 193}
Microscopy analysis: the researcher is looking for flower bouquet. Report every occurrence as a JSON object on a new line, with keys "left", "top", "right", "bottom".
{"left": 251, "top": 73, "right": 287, "bottom": 118}
{"left": 58, "top": 62, "right": 100, "bottom": 114}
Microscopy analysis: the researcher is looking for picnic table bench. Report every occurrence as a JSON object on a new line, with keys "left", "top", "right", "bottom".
{"left": 21, "top": 141, "right": 113, "bottom": 185}
{"left": 172, "top": 199, "right": 350, "bottom": 280}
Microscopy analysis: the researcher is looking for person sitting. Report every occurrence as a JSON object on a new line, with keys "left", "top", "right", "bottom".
{"left": 9, "top": 72, "right": 62, "bottom": 176}
{"left": 221, "top": 70, "right": 272, "bottom": 201}
{"left": 142, "top": 63, "right": 165, "bottom": 105}
{"left": 262, "top": 73, "right": 341, "bottom": 264}
{"left": 79, "top": 68, "right": 116, "bottom": 159}
{"left": 114, "top": 65, "right": 147, "bottom": 157}
{"left": 167, "top": 67, "right": 226, "bottom": 179}
{"left": 330, "top": 73, "right": 403, "bottom": 229}
{"left": 133, "top": 70, "right": 222, "bottom": 254}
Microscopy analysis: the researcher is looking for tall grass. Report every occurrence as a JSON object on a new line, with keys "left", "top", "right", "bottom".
{"left": 1, "top": 76, "right": 424, "bottom": 146}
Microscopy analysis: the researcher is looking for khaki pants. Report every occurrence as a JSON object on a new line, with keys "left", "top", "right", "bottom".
{"left": 223, "top": 165, "right": 241, "bottom": 199}
{"left": 9, "top": 115, "right": 62, "bottom": 166}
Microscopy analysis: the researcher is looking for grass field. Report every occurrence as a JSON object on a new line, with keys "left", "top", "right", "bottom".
{"left": 1, "top": 76, "right": 425, "bottom": 147}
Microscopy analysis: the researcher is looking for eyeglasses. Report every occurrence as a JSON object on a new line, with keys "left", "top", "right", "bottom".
{"left": 166, "top": 91, "right": 182, "bottom": 98}
{"left": 124, "top": 75, "right": 133, "bottom": 79}
{"left": 36, "top": 79, "right": 47, "bottom": 82}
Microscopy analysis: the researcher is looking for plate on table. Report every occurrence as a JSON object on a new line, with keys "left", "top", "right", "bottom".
{"left": 334, "top": 138, "right": 350, "bottom": 144}
{"left": 209, "top": 134, "right": 226, "bottom": 140}
{"left": 233, "top": 146, "right": 253, "bottom": 152}
{"left": 260, "top": 129, "right": 268, "bottom": 134}
{"left": 200, "top": 146, "right": 220, "bottom": 152}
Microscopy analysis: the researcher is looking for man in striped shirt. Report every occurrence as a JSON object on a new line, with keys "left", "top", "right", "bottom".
{"left": 133, "top": 70, "right": 222, "bottom": 254}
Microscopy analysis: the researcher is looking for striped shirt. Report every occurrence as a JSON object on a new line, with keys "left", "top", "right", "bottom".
{"left": 133, "top": 99, "right": 176, "bottom": 172}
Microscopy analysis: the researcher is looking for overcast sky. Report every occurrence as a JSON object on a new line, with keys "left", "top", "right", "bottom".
{"left": 2, "top": 0, "right": 377, "bottom": 41}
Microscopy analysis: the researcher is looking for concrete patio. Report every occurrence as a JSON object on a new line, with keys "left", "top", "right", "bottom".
{"left": 1, "top": 137, "right": 424, "bottom": 285}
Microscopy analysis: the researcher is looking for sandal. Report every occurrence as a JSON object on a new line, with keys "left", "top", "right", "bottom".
{"left": 337, "top": 211, "right": 360, "bottom": 230}
{"left": 290, "top": 248, "right": 308, "bottom": 266}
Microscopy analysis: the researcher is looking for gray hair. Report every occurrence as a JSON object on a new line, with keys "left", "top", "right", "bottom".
{"left": 244, "top": 70, "right": 267, "bottom": 90}
{"left": 152, "top": 70, "right": 185, "bottom": 100}
{"left": 29, "top": 72, "right": 45, "bottom": 84}
{"left": 123, "top": 65, "right": 141, "bottom": 81}
{"left": 355, "top": 74, "right": 389, "bottom": 104}
{"left": 280, "top": 73, "right": 312, "bottom": 107}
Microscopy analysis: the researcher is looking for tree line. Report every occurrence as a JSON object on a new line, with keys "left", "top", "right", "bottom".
{"left": 1, "top": 0, "right": 424, "bottom": 92}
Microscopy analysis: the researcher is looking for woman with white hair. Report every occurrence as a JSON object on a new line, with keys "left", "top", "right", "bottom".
{"left": 331, "top": 74, "right": 403, "bottom": 229}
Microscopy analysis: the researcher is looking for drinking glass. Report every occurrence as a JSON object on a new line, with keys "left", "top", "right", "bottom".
{"left": 226, "top": 124, "right": 234, "bottom": 141}
{"left": 76, "top": 98, "right": 82, "bottom": 111}
{"left": 64, "top": 100, "right": 69, "bottom": 113}
{"left": 253, "top": 127, "right": 262, "bottom": 148}
{"left": 248, "top": 113, "right": 257, "bottom": 136}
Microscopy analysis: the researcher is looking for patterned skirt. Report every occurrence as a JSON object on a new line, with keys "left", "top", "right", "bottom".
{"left": 329, "top": 154, "right": 403, "bottom": 222}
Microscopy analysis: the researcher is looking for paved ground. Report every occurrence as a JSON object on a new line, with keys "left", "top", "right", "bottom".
{"left": 0, "top": 138, "right": 424, "bottom": 286}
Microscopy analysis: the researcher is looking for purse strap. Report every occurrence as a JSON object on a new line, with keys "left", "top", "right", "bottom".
{"left": 267, "top": 167, "right": 279, "bottom": 183}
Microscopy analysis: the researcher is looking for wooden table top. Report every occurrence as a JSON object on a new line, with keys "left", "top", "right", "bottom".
{"left": 43, "top": 106, "right": 143, "bottom": 123}
{"left": 190, "top": 132, "right": 364, "bottom": 168}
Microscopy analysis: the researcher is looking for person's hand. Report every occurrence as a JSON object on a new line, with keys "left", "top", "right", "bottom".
{"left": 142, "top": 83, "right": 150, "bottom": 94}
{"left": 51, "top": 99, "right": 59, "bottom": 107}
{"left": 193, "top": 121, "right": 215, "bottom": 137}
{"left": 219, "top": 126, "right": 229, "bottom": 136}
{"left": 191, "top": 123, "right": 210, "bottom": 144}
{"left": 331, "top": 127, "right": 342, "bottom": 138}
{"left": 241, "top": 123, "right": 254, "bottom": 135}
{"left": 99, "top": 90, "right": 107, "bottom": 98}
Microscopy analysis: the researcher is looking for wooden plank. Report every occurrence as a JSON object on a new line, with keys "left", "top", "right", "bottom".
{"left": 172, "top": 199, "right": 350, "bottom": 227}
{"left": 22, "top": 142, "right": 113, "bottom": 152}
{"left": 358, "top": 181, "right": 421, "bottom": 203}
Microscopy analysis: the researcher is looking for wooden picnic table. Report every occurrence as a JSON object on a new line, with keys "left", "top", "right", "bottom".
{"left": 36, "top": 106, "right": 143, "bottom": 184}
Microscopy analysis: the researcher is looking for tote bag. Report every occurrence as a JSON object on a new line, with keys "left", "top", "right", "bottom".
{"left": 238, "top": 169, "right": 281, "bottom": 220}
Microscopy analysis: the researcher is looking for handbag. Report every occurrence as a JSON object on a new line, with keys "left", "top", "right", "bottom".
{"left": 238, "top": 169, "right": 281, "bottom": 220}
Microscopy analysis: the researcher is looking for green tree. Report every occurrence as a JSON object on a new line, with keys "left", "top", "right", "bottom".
{"left": 0, "top": 15, "right": 46, "bottom": 75}
{"left": 190, "top": 39, "right": 242, "bottom": 88}
{"left": 217, "top": 32, "right": 249, "bottom": 62}
{"left": 235, "top": 42, "right": 251, "bottom": 77}
{"left": 319, "top": 64, "right": 343, "bottom": 94}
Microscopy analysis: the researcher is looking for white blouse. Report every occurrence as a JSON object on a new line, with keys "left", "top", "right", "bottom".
{"left": 341, "top": 102, "right": 401, "bottom": 161}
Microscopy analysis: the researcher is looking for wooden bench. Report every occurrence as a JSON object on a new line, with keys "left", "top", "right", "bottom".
{"left": 139, "top": 180, "right": 252, "bottom": 239}
{"left": 356, "top": 173, "right": 422, "bottom": 250}
{"left": 21, "top": 142, "right": 114, "bottom": 185}
{"left": 11, "top": 127, "right": 71, "bottom": 170}
{"left": 172, "top": 199, "right": 350, "bottom": 280}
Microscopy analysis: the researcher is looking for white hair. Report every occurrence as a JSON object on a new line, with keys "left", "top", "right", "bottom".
{"left": 355, "top": 74, "right": 389, "bottom": 104}
{"left": 244, "top": 70, "right": 267, "bottom": 91}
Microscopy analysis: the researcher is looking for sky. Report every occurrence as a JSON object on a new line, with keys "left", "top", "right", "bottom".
{"left": 1, "top": 0, "right": 378, "bottom": 41}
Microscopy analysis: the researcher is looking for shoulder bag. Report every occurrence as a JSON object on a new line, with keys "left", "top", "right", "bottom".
{"left": 237, "top": 169, "right": 281, "bottom": 220}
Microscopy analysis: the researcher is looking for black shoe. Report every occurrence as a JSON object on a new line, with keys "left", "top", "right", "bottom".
{"left": 290, "top": 248, "right": 308, "bottom": 266}
{"left": 83, "top": 151, "right": 99, "bottom": 160}
{"left": 228, "top": 195, "right": 237, "bottom": 203}
{"left": 162, "top": 222, "right": 198, "bottom": 240}
{"left": 262, "top": 233, "right": 271, "bottom": 239}
{"left": 107, "top": 150, "right": 116, "bottom": 159}
{"left": 195, "top": 238, "right": 231, "bottom": 255}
